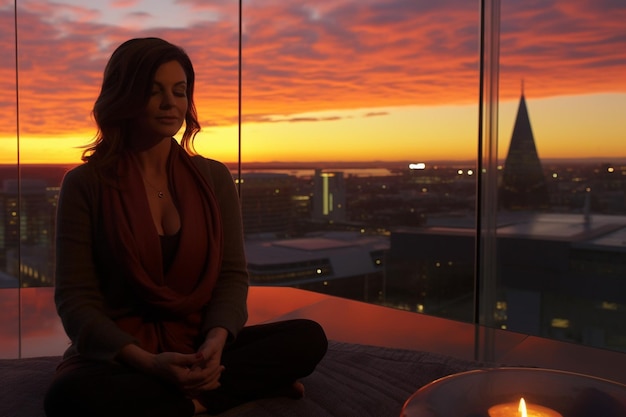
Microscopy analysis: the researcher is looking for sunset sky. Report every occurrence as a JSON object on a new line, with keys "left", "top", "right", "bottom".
{"left": 0, "top": 0, "right": 625, "bottom": 164}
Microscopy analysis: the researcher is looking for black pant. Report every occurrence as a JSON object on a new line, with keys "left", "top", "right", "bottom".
{"left": 44, "top": 319, "right": 327, "bottom": 417}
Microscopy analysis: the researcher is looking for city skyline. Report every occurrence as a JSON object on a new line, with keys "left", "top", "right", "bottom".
{"left": 0, "top": 0, "right": 625, "bottom": 164}
{"left": 2, "top": 158, "right": 626, "bottom": 357}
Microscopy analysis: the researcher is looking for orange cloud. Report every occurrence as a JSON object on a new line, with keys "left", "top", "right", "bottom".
{"left": 0, "top": 0, "right": 624, "bottom": 148}
{"left": 499, "top": 1, "right": 626, "bottom": 100}
{"left": 234, "top": 1, "right": 478, "bottom": 121}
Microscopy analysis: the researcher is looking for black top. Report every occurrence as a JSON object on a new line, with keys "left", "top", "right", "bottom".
{"left": 160, "top": 231, "right": 181, "bottom": 272}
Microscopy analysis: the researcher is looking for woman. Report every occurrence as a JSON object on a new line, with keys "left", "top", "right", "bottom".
{"left": 44, "top": 37, "right": 327, "bottom": 417}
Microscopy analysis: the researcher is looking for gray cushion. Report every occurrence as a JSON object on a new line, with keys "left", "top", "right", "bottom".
{"left": 0, "top": 341, "right": 489, "bottom": 417}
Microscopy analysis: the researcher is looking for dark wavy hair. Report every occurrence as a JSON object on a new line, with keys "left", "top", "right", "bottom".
{"left": 82, "top": 37, "right": 201, "bottom": 168}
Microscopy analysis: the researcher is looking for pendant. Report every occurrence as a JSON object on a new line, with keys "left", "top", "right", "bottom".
{"left": 158, "top": 191, "right": 164, "bottom": 198}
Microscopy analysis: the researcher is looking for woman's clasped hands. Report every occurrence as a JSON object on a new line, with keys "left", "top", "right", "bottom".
{"left": 132, "top": 327, "right": 229, "bottom": 397}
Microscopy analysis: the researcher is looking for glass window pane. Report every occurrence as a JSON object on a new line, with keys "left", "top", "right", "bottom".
{"left": 242, "top": 0, "right": 480, "bottom": 323}
{"left": 10, "top": 0, "right": 240, "bottom": 357}
{"left": 0, "top": 1, "right": 19, "bottom": 359}
{"left": 498, "top": 1, "right": 626, "bottom": 352}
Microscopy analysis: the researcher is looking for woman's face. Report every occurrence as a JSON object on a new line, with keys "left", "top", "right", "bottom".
{"left": 134, "top": 60, "right": 189, "bottom": 147}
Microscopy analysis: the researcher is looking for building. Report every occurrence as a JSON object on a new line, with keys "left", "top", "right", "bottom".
{"left": 388, "top": 212, "right": 626, "bottom": 351}
{"left": 499, "top": 89, "right": 550, "bottom": 210}
{"left": 245, "top": 231, "right": 388, "bottom": 303}
{"left": 0, "top": 179, "right": 56, "bottom": 286}
{"left": 312, "top": 170, "right": 346, "bottom": 223}
{"left": 239, "top": 172, "right": 298, "bottom": 237}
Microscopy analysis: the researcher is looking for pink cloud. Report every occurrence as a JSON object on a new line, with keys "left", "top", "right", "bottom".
{"left": 111, "top": 0, "right": 141, "bottom": 8}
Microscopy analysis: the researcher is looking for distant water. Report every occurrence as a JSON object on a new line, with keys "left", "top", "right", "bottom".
{"left": 242, "top": 168, "right": 398, "bottom": 178}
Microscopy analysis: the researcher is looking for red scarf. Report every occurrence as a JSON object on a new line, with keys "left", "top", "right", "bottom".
{"left": 102, "top": 140, "right": 223, "bottom": 354}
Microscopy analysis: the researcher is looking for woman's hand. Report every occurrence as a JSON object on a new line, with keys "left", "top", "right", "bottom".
{"left": 183, "top": 327, "right": 229, "bottom": 396}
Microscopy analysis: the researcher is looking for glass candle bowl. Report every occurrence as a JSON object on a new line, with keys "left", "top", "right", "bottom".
{"left": 400, "top": 367, "right": 626, "bottom": 417}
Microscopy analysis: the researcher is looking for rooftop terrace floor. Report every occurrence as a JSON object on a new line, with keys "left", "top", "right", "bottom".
{"left": 2, "top": 286, "right": 625, "bottom": 385}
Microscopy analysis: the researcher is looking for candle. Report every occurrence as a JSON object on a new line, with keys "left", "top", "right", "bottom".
{"left": 488, "top": 398, "right": 563, "bottom": 417}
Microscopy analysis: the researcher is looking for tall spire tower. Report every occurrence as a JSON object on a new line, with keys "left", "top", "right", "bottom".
{"left": 499, "top": 87, "right": 549, "bottom": 210}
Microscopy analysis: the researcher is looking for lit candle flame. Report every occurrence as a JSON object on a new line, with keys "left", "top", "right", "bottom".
{"left": 488, "top": 396, "right": 562, "bottom": 417}
{"left": 519, "top": 398, "right": 527, "bottom": 417}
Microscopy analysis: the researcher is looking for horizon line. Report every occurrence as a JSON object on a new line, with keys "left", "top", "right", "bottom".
{"left": 3, "top": 156, "right": 626, "bottom": 168}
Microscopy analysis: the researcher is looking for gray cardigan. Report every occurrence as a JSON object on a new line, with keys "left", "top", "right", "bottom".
{"left": 54, "top": 156, "right": 249, "bottom": 362}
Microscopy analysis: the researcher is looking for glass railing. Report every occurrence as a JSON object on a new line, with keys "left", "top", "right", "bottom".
{"left": 1, "top": 0, "right": 625, "bottom": 359}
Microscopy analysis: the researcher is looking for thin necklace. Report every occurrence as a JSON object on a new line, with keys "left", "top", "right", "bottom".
{"left": 142, "top": 176, "right": 166, "bottom": 199}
